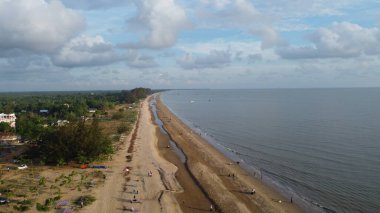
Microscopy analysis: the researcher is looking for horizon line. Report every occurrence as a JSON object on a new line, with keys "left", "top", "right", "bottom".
{"left": 0, "top": 86, "right": 380, "bottom": 93}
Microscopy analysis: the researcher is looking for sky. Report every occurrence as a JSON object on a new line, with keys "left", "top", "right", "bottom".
{"left": 1, "top": 0, "right": 380, "bottom": 91}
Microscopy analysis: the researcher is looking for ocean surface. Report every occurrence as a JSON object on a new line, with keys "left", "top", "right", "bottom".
{"left": 161, "top": 88, "right": 380, "bottom": 213}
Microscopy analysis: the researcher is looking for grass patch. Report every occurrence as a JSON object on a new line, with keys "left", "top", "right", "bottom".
{"left": 35, "top": 196, "right": 60, "bottom": 212}
{"left": 75, "top": 195, "right": 96, "bottom": 207}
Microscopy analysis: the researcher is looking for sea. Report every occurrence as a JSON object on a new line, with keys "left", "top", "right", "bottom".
{"left": 160, "top": 88, "right": 380, "bottom": 213}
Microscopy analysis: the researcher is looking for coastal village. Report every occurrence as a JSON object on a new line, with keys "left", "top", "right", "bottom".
{"left": 0, "top": 113, "right": 18, "bottom": 145}
{"left": 1, "top": 0, "right": 379, "bottom": 212}
{"left": 0, "top": 90, "right": 302, "bottom": 213}
{"left": 0, "top": 89, "right": 152, "bottom": 212}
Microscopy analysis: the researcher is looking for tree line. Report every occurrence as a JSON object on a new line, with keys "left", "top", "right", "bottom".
{"left": 0, "top": 87, "right": 152, "bottom": 165}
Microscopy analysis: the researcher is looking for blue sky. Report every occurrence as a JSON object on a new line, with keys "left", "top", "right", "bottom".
{"left": 0, "top": 0, "right": 380, "bottom": 91}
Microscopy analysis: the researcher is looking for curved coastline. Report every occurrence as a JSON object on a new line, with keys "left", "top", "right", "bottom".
{"left": 159, "top": 94, "right": 324, "bottom": 213}
{"left": 156, "top": 94, "right": 304, "bottom": 213}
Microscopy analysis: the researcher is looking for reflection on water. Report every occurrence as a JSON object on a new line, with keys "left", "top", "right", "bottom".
{"left": 162, "top": 88, "right": 380, "bottom": 213}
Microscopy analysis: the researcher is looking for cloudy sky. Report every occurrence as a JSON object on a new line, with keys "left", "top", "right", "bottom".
{"left": 1, "top": 0, "right": 380, "bottom": 91}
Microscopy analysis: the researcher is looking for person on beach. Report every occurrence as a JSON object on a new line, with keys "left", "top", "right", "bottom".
{"left": 251, "top": 188, "right": 256, "bottom": 195}
{"left": 80, "top": 197, "right": 84, "bottom": 208}
{"left": 131, "top": 195, "right": 137, "bottom": 203}
{"left": 291, "top": 197, "right": 293, "bottom": 203}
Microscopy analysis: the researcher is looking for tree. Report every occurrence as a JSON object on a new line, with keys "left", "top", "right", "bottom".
{"left": 131, "top": 87, "right": 151, "bottom": 99}
{"left": 0, "top": 122, "right": 14, "bottom": 133}
{"left": 39, "top": 120, "right": 113, "bottom": 164}
{"left": 16, "top": 113, "right": 46, "bottom": 141}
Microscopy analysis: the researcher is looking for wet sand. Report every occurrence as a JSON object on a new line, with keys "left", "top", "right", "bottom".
{"left": 150, "top": 100, "right": 213, "bottom": 212}
{"left": 155, "top": 95, "right": 304, "bottom": 213}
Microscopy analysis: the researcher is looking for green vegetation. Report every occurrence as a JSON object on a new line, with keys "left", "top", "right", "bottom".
{"left": 75, "top": 195, "right": 96, "bottom": 207}
{"left": 0, "top": 87, "right": 152, "bottom": 165}
{"left": 117, "top": 124, "right": 130, "bottom": 134}
{"left": 0, "top": 122, "right": 14, "bottom": 133}
{"left": 35, "top": 196, "right": 60, "bottom": 212}
{"left": 39, "top": 120, "right": 112, "bottom": 164}
{"left": 0, "top": 168, "right": 107, "bottom": 213}
{"left": 13, "top": 200, "right": 32, "bottom": 212}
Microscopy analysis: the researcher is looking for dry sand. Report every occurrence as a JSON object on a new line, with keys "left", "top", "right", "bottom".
{"left": 86, "top": 97, "right": 183, "bottom": 213}
{"left": 83, "top": 94, "right": 304, "bottom": 213}
{"left": 155, "top": 95, "right": 305, "bottom": 213}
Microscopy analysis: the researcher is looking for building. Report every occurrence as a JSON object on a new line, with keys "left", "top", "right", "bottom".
{"left": 88, "top": 108, "right": 97, "bottom": 113}
{"left": 57, "top": 120, "right": 69, "bottom": 127}
{"left": 0, "top": 133, "right": 19, "bottom": 145}
{"left": 39, "top": 109, "right": 49, "bottom": 113}
{"left": 0, "top": 113, "right": 16, "bottom": 128}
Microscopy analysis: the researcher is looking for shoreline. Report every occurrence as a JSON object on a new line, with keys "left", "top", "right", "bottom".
{"left": 150, "top": 97, "right": 217, "bottom": 212}
{"left": 155, "top": 95, "right": 304, "bottom": 213}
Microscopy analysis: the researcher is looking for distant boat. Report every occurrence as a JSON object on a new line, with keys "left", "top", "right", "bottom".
{"left": 190, "top": 100, "right": 195, "bottom": 103}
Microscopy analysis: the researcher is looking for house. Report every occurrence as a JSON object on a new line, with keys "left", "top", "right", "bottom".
{"left": 0, "top": 133, "right": 20, "bottom": 145}
{"left": 39, "top": 109, "right": 49, "bottom": 113}
{"left": 88, "top": 108, "right": 97, "bottom": 113}
{"left": 57, "top": 120, "right": 69, "bottom": 127}
{"left": 0, "top": 113, "right": 16, "bottom": 128}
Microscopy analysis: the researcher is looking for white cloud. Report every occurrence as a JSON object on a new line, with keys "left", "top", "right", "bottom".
{"left": 177, "top": 40, "right": 278, "bottom": 61}
{"left": 247, "top": 54, "right": 262, "bottom": 63}
{"left": 199, "top": 0, "right": 261, "bottom": 27}
{"left": 254, "top": 0, "right": 377, "bottom": 32}
{"left": 123, "top": 0, "right": 190, "bottom": 49}
{"left": 52, "top": 36, "right": 122, "bottom": 67}
{"left": 0, "top": 0, "right": 85, "bottom": 54}
{"left": 61, "top": 0, "right": 128, "bottom": 10}
{"left": 177, "top": 50, "right": 231, "bottom": 69}
{"left": 0, "top": 55, "right": 69, "bottom": 83}
{"left": 255, "top": 0, "right": 372, "bottom": 18}
{"left": 197, "top": 0, "right": 283, "bottom": 48}
{"left": 125, "top": 50, "right": 158, "bottom": 69}
{"left": 277, "top": 22, "right": 380, "bottom": 59}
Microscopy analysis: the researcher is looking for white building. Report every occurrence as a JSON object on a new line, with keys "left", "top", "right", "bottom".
{"left": 0, "top": 113, "right": 16, "bottom": 128}
{"left": 57, "top": 120, "right": 69, "bottom": 127}
{"left": 0, "top": 133, "right": 19, "bottom": 145}
{"left": 88, "top": 108, "right": 97, "bottom": 113}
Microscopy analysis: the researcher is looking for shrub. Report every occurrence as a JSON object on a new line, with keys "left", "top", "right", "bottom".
{"left": 75, "top": 195, "right": 96, "bottom": 207}
{"left": 35, "top": 196, "right": 60, "bottom": 212}
{"left": 39, "top": 177, "right": 46, "bottom": 186}
{"left": 36, "top": 203, "right": 49, "bottom": 212}
{"left": 13, "top": 205, "right": 30, "bottom": 212}
{"left": 117, "top": 124, "right": 130, "bottom": 134}
{"left": 112, "top": 112, "right": 124, "bottom": 120}
{"left": 17, "top": 199, "right": 32, "bottom": 205}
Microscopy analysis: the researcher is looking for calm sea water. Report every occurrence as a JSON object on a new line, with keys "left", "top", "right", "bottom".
{"left": 161, "top": 89, "right": 380, "bottom": 213}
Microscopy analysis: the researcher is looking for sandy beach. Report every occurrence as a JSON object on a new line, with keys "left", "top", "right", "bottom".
{"left": 155, "top": 95, "right": 304, "bottom": 213}
{"left": 0, "top": 95, "right": 304, "bottom": 213}
{"left": 86, "top": 97, "right": 183, "bottom": 213}
{"left": 83, "top": 95, "right": 304, "bottom": 213}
